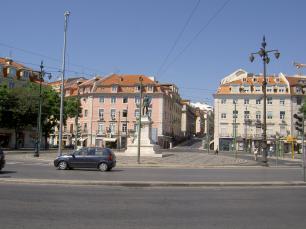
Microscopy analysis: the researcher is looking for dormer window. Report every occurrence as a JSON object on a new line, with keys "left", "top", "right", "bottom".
{"left": 7, "top": 67, "right": 16, "bottom": 78}
{"left": 111, "top": 85, "right": 118, "bottom": 92}
{"left": 279, "top": 87, "right": 285, "bottom": 93}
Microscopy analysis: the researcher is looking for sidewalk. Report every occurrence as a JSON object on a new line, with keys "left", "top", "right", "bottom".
{"left": 4, "top": 148, "right": 302, "bottom": 168}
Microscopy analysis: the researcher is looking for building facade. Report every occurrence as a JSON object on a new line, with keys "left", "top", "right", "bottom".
{"left": 49, "top": 74, "right": 183, "bottom": 149}
{"left": 214, "top": 69, "right": 306, "bottom": 152}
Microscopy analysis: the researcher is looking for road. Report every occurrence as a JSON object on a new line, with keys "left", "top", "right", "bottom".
{"left": 1, "top": 183, "right": 306, "bottom": 229}
{"left": 1, "top": 163, "right": 304, "bottom": 182}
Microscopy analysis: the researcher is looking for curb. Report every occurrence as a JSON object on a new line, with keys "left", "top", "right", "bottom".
{"left": 0, "top": 178, "right": 305, "bottom": 187}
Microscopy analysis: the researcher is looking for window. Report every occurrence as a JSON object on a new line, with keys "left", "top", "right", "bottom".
{"left": 123, "top": 97, "right": 128, "bottom": 103}
{"left": 134, "top": 124, "right": 138, "bottom": 132}
{"left": 231, "top": 86, "right": 239, "bottom": 93}
{"left": 244, "top": 111, "right": 250, "bottom": 119}
{"left": 111, "top": 109, "right": 116, "bottom": 120}
{"left": 84, "top": 123, "right": 88, "bottom": 132}
{"left": 148, "top": 85, "right": 153, "bottom": 92}
{"left": 280, "top": 125, "right": 286, "bottom": 136}
{"left": 297, "top": 97, "right": 302, "bottom": 105}
{"left": 98, "top": 123, "right": 104, "bottom": 134}
{"left": 134, "top": 109, "right": 140, "bottom": 118}
{"left": 267, "top": 87, "right": 273, "bottom": 93}
{"left": 148, "top": 109, "right": 152, "bottom": 118}
{"left": 279, "top": 87, "right": 285, "bottom": 93}
{"left": 267, "top": 97, "right": 272, "bottom": 104}
{"left": 8, "top": 67, "right": 16, "bottom": 77}
{"left": 109, "top": 123, "right": 116, "bottom": 134}
{"left": 135, "top": 85, "right": 141, "bottom": 92}
{"left": 280, "top": 111, "right": 285, "bottom": 120}
{"left": 267, "top": 111, "right": 273, "bottom": 119}
{"left": 99, "top": 96, "right": 104, "bottom": 103}
{"left": 84, "top": 109, "right": 88, "bottom": 117}
{"left": 98, "top": 109, "right": 104, "bottom": 120}
{"left": 256, "top": 111, "right": 261, "bottom": 120}
{"left": 256, "top": 99, "right": 261, "bottom": 104}
{"left": 244, "top": 98, "right": 249, "bottom": 104}
{"left": 111, "top": 97, "right": 116, "bottom": 104}
{"left": 221, "top": 99, "right": 226, "bottom": 104}
{"left": 296, "top": 87, "right": 302, "bottom": 93}
{"left": 280, "top": 99, "right": 285, "bottom": 105}
{"left": 255, "top": 87, "right": 261, "bottom": 92}
{"left": 111, "top": 85, "right": 117, "bottom": 92}
{"left": 221, "top": 113, "right": 226, "bottom": 119}
{"left": 135, "top": 96, "right": 140, "bottom": 104}
{"left": 122, "top": 123, "right": 127, "bottom": 132}
{"left": 232, "top": 110, "right": 238, "bottom": 118}
{"left": 122, "top": 109, "right": 128, "bottom": 118}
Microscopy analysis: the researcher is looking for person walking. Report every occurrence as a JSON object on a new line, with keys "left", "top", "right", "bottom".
{"left": 254, "top": 148, "right": 258, "bottom": 161}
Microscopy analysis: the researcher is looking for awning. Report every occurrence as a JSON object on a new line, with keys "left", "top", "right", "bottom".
{"left": 103, "top": 138, "right": 117, "bottom": 142}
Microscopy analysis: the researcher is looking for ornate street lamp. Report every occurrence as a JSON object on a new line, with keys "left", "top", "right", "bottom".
{"left": 249, "top": 36, "right": 280, "bottom": 165}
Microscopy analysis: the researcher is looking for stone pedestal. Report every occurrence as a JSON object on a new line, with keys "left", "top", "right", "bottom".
{"left": 125, "top": 116, "right": 162, "bottom": 157}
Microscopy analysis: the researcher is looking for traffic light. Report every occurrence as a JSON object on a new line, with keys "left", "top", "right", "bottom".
{"left": 294, "top": 113, "right": 304, "bottom": 133}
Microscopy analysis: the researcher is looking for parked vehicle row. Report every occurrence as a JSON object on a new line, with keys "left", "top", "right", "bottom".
{"left": 0, "top": 148, "right": 5, "bottom": 171}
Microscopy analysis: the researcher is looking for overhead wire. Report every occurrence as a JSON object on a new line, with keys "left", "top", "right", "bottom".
{"left": 156, "top": 0, "right": 201, "bottom": 77}
{"left": 159, "top": 0, "right": 232, "bottom": 78}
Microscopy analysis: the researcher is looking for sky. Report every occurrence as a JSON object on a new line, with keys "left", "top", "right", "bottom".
{"left": 1, "top": 0, "right": 306, "bottom": 105}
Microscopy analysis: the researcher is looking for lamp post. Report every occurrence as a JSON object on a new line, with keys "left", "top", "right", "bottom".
{"left": 137, "top": 77, "right": 143, "bottom": 164}
{"left": 74, "top": 80, "right": 81, "bottom": 150}
{"left": 58, "top": 11, "right": 70, "bottom": 157}
{"left": 34, "top": 61, "right": 51, "bottom": 157}
{"left": 249, "top": 36, "right": 280, "bottom": 165}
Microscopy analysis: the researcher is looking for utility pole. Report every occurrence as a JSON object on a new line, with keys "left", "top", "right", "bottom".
{"left": 58, "top": 11, "right": 70, "bottom": 157}
{"left": 34, "top": 61, "right": 44, "bottom": 157}
{"left": 137, "top": 77, "right": 143, "bottom": 164}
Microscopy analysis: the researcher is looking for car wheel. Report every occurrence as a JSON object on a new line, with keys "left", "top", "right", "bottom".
{"left": 99, "top": 163, "right": 108, "bottom": 172}
{"left": 58, "top": 161, "right": 68, "bottom": 170}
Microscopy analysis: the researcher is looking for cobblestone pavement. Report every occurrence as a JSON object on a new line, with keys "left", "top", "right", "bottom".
{"left": 4, "top": 149, "right": 260, "bottom": 168}
{"left": 4, "top": 146, "right": 302, "bottom": 168}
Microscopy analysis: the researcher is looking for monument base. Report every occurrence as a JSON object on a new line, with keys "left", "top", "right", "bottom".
{"left": 125, "top": 116, "right": 163, "bottom": 158}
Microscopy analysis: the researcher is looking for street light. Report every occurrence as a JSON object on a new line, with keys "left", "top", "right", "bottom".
{"left": 58, "top": 10, "right": 70, "bottom": 157}
{"left": 34, "top": 61, "right": 51, "bottom": 157}
{"left": 249, "top": 36, "right": 280, "bottom": 165}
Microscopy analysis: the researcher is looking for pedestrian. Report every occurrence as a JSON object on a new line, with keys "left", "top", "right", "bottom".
{"left": 254, "top": 148, "right": 258, "bottom": 161}
{"left": 215, "top": 149, "right": 218, "bottom": 155}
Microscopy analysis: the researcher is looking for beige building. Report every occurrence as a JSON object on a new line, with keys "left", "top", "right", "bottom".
{"left": 181, "top": 100, "right": 196, "bottom": 139}
{"left": 214, "top": 69, "right": 306, "bottom": 152}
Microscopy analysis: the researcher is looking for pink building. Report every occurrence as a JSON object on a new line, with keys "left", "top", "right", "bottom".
{"left": 49, "top": 74, "right": 183, "bottom": 149}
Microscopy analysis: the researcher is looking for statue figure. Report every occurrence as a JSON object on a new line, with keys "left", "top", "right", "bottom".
{"left": 142, "top": 95, "right": 151, "bottom": 115}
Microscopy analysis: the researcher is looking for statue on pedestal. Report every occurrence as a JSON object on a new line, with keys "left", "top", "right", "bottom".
{"left": 142, "top": 95, "right": 151, "bottom": 116}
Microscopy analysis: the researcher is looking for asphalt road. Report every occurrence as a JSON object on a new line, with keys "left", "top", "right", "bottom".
{"left": 1, "top": 163, "right": 304, "bottom": 182}
{"left": 1, "top": 184, "right": 306, "bottom": 229}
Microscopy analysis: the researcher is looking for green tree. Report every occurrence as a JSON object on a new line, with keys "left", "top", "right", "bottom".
{"left": 0, "top": 83, "right": 82, "bottom": 149}
{"left": 300, "top": 100, "right": 306, "bottom": 116}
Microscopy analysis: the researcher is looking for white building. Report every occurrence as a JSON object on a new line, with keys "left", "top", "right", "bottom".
{"left": 214, "top": 69, "right": 306, "bottom": 152}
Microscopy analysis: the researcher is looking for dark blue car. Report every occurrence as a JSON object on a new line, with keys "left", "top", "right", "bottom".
{"left": 54, "top": 147, "right": 116, "bottom": 172}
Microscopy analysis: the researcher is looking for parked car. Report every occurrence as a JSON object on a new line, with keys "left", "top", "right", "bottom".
{"left": 54, "top": 147, "right": 116, "bottom": 171}
{"left": 0, "top": 148, "right": 5, "bottom": 171}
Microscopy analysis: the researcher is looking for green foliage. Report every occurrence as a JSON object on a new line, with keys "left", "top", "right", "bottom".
{"left": 0, "top": 82, "right": 82, "bottom": 148}
{"left": 300, "top": 100, "right": 306, "bottom": 116}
